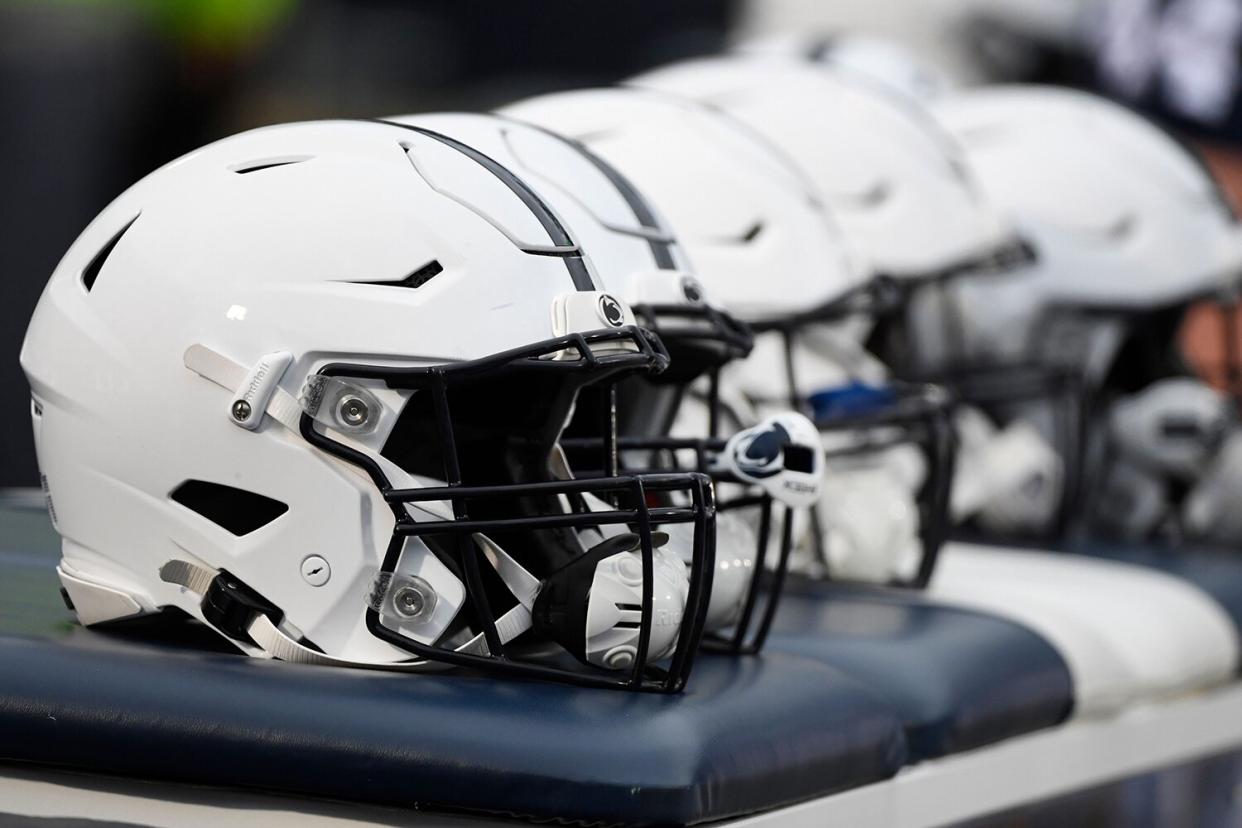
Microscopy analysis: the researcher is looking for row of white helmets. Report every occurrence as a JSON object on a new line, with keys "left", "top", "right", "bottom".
{"left": 20, "top": 36, "right": 1242, "bottom": 690}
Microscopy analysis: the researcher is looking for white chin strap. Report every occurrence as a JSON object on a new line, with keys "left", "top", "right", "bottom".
{"left": 184, "top": 344, "right": 305, "bottom": 431}
{"left": 158, "top": 559, "right": 442, "bottom": 670}
{"left": 159, "top": 536, "right": 539, "bottom": 671}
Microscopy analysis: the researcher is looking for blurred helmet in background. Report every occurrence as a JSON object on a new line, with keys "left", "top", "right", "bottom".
{"left": 735, "top": 30, "right": 957, "bottom": 100}
{"left": 630, "top": 58, "right": 1026, "bottom": 305}
{"left": 926, "top": 85, "right": 1242, "bottom": 543}
{"left": 505, "top": 86, "right": 952, "bottom": 588}
{"left": 630, "top": 56, "right": 1063, "bottom": 543}
{"left": 732, "top": 0, "right": 1095, "bottom": 87}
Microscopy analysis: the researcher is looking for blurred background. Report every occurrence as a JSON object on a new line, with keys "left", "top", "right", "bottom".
{"left": 3, "top": 0, "right": 1241, "bottom": 486}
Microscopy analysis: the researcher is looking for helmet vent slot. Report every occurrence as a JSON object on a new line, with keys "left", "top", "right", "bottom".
{"left": 230, "top": 156, "right": 311, "bottom": 175}
{"left": 352, "top": 260, "right": 443, "bottom": 290}
{"left": 81, "top": 215, "right": 138, "bottom": 293}
{"left": 170, "top": 480, "right": 289, "bottom": 536}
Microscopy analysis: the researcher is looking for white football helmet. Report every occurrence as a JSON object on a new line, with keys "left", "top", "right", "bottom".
{"left": 732, "top": 0, "right": 1093, "bottom": 86}
{"left": 387, "top": 111, "right": 824, "bottom": 651}
{"left": 922, "top": 86, "right": 1242, "bottom": 541}
{"left": 735, "top": 31, "right": 957, "bottom": 100}
{"left": 504, "top": 87, "right": 954, "bottom": 588}
{"left": 630, "top": 57, "right": 1026, "bottom": 293}
{"left": 628, "top": 57, "right": 1065, "bottom": 541}
{"left": 21, "top": 119, "right": 722, "bottom": 692}
{"left": 927, "top": 86, "right": 1242, "bottom": 366}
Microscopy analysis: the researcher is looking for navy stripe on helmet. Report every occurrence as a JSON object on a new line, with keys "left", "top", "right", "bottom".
{"left": 378, "top": 119, "right": 596, "bottom": 291}
{"left": 559, "top": 135, "right": 678, "bottom": 270}
{"left": 507, "top": 119, "right": 678, "bottom": 270}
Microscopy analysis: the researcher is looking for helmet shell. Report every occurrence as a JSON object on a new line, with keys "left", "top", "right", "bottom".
{"left": 630, "top": 57, "right": 1017, "bottom": 278}
{"left": 502, "top": 86, "right": 868, "bottom": 325}
{"left": 21, "top": 119, "right": 620, "bottom": 663}
{"left": 932, "top": 85, "right": 1242, "bottom": 310}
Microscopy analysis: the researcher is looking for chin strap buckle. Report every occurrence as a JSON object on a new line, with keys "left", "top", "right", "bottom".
{"left": 161, "top": 558, "right": 438, "bottom": 669}
{"left": 159, "top": 549, "right": 532, "bottom": 669}
{"left": 160, "top": 560, "right": 282, "bottom": 647}
{"left": 183, "top": 345, "right": 303, "bottom": 432}
{"left": 201, "top": 570, "right": 285, "bottom": 644}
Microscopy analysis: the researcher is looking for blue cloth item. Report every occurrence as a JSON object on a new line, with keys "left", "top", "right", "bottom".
{"left": 808, "top": 381, "right": 899, "bottom": 420}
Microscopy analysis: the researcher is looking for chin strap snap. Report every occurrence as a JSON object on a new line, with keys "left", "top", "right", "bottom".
{"left": 184, "top": 345, "right": 303, "bottom": 432}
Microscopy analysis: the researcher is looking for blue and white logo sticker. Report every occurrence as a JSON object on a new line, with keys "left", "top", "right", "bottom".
{"left": 721, "top": 413, "right": 824, "bottom": 508}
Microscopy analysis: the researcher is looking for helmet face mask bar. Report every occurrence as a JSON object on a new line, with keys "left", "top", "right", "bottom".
{"left": 558, "top": 270, "right": 811, "bottom": 658}
{"left": 870, "top": 238, "right": 1093, "bottom": 544}
{"left": 804, "top": 380, "right": 957, "bottom": 588}
{"left": 388, "top": 110, "right": 823, "bottom": 656}
{"left": 747, "top": 302, "right": 958, "bottom": 590}
{"left": 296, "top": 325, "right": 716, "bottom": 692}
{"left": 563, "top": 428, "right": 805, "bottom": 655}
{"left": 886, "top": 86, "right": 1242, "bottom": 544}
{"left": 629, "top": 295, "right": 755, "bottom": 386}
{"left": 557, "top": 264, "right": 822, "bottom": 658}
{"left": 920, "top": 357, "right": 1088, "bottom": 544}
{"left": 560, "top": 317, "right": 821, "bottom": 656}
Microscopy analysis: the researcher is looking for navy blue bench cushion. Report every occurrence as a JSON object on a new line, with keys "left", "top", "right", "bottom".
{"left": 769, "top": 580, "right": 1074, "bottom": 760}
{"left": 0, "top": 498, "right": 907, "bottom": 826}
{"left": 0, "top": 635, "right": 907, "bottom": 826}
{"left": 1075, "top": 540, "right": 1242, "bottom": 644}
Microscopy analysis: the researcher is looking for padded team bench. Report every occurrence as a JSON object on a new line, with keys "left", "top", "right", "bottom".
{"left": 0, "top": 496, "right": 907, "bottom": 826}
{"left": 769, "top": 579, "right": 1075, "bottom": 760}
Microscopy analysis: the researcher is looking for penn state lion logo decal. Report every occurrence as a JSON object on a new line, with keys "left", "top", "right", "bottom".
{"left": 720, "top": 413, "right": 824, "bottom": 509}
{"left": 731, "top": 421, "right": 791, "bottom": 480}
{"left": 597, "top": 293, "right": 625, "bottom": 327}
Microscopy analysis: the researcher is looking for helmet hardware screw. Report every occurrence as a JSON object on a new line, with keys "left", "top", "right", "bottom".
{"left": 300, "top": 555, "right": 331, "bottom": 587}
{"left": 392, "top": 576, "right": 437, "bottom": 620}
{"left": 338, "top": 395, "right": 370, "bottom": 428}
{"left": 231, "top": 400, "right": 252, "bottom": 421}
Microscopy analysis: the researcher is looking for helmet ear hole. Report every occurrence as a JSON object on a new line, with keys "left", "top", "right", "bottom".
{"left": 169, "top": 480, "right": 288, "bottom": 537}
